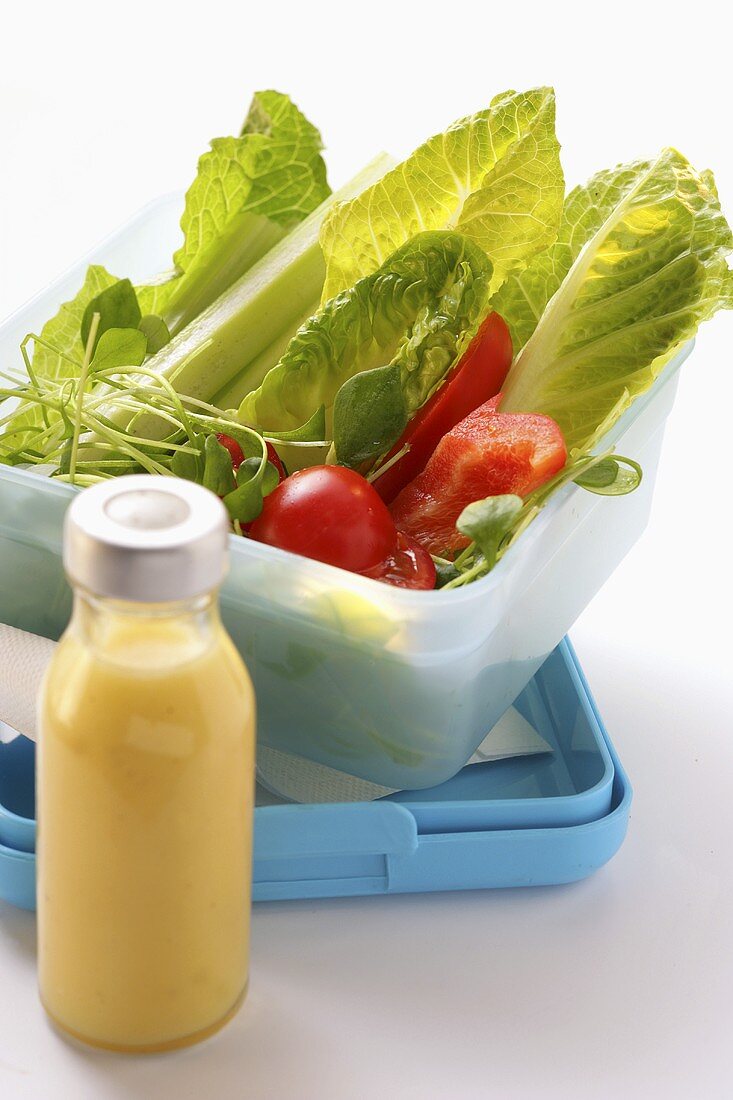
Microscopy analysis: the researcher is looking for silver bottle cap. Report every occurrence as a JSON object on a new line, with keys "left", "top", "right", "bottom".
{"left": 63, "top": 475, "right": 230, "bottom": 602}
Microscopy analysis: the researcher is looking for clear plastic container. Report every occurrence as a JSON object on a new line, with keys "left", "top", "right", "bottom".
{"left": 0, "top": 197, "right": 689, "bottom": 788}
{"left": 0, "top": 639, "right": 632, "bottom": 910}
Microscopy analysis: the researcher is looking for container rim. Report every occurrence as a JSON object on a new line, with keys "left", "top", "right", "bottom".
{"left": 0, "top": 340, "right": 692, "bottom": 607}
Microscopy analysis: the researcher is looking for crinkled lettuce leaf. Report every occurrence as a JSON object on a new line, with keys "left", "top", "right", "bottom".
{"left": 1, "top": 265, "right": 118, "bottom": 459}
{"left": 498, "top": 149, "right": 733, "bottom": 452}
{"left": 138, "top": 90, "right": 330, "bottom": 331}
{"left": 239, "top": 232, "right": 492, "bottom": 434}
{"left": 34, "top": 265, "right": 119, "bottom": 378}
{"left": 319, "top": 87, "right": 563, "bottom": 302}
{"left": 3, "top": 91, "right": 332, "bottom": 465}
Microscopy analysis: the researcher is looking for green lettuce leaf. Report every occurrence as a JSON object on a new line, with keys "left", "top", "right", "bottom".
{"left": 319, "top": 87, "right": 563, "bottom": 302}
{"left": 498, "top": 149, "right": 733, "bottom": 452}
{"left": 456, "top": 495, "right": 523, "bottom": 570}
{"left": 1, "top": 265, "right": 118, "bottom": 459}
{"left": 3, "top": 91, "right": 333, "bottom": 467}
{"left": 138, "top": 90, "right": 331, "bottom": 333}
{"left": 239, "top": 232, "right": 492, "bottom": 434}
{"left": 33, "top": 265, "right": 119, "bottom": 379}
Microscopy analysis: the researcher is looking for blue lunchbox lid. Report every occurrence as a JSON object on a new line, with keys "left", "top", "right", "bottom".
{"left": 0, "top": 638, "right": 631, "bottom": 910}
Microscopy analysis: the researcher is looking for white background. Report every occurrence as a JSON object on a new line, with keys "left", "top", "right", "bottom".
{"left": 1, "top": 1, "right": 732, "bottom": 1097}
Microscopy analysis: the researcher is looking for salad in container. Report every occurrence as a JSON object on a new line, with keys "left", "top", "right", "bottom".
{"left": 0, "top": 87, "right": 730, "bottom": 787}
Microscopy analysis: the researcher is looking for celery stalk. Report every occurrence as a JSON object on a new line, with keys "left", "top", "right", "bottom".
{"left": 212, "top": 304, "right": 317, "bottom": 410}
{"left": 157, "top": 234, "right": 325, "bottom": 400}
{"left": 161, "top": 212, "right": 287, "bottom": 337}
{"left": 110, "top": 155, "right": 393, "bottom": 442}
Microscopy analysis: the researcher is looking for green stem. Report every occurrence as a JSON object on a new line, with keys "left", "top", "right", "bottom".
{"left": 23, "top": 332, "right": 83, "bottom": 372}
{"left": 366, "top": 442, "right": 410, "bottom": 484}
{"left": 95, "top": 364, "right": 195, "bottom": 440}
{"left": 18, "top": 345, "right": 50, "bottom": 432}
{"left": 452, "top": 544, "right": 475, "bottom": 571}
{"left": 68, "top": 313, "right": 100, "bottom": 485}
{"left": 54, "top": 473, "right": 109, "bottom": 486}
{"left": 443, "top": 560, "right": 488, "bottom": 590}
{"left": 81, "top": 410, "right": 172, "bottom": 475}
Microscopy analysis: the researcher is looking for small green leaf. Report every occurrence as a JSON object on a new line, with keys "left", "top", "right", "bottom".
{"left": 90, "top": 328, "right": 147, "bottom": 372}
{"left": 433, "top": 559, "right": 460, "bottom": 588}
{"left": 574, "top": 459, "right": 619, "bottom": 488}
{"left": 222, "top": 454, "right": 281, "bottom": 522}
{"left": 263, "top": 462, "right": 280, "bottom": 495}
{"left": 171, "top": 431, "right": 206, "bottom": 483}
{"left": 236, "top": 457, "right": 261, "bottom": 483}
{"left": 235, "top": 456, "right": 279, "bottom": 494}
{"left": 457, "top": 495, "right": 524, "bottom": 570}
{"left": 263, "top": 405, "right": 327, "bottom": 443}
{"left": 333, "top": 364, "right": 407, "bottom": 468}
{"left": 81, "top": 279, "right": 141, "bottom": 352}
{"left": 574, "top": 456, "right": 643, "bottom": 496}
{"left": 138, "top": 314, "right": 171, "bottom": 354}
{"left": 203, "top": 434, "right": 236, "bottom": 496}
{"left": 223, "top": 471, "right": 263, "bottom": 522}
{"left": 260, "top": 461, "right": 282, "bottom": 497}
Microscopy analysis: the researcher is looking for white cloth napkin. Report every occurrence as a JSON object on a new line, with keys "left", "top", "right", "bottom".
{"left": 0, "top": 624, "right": 55, "bottom": 743}
{"left": 256, "top": 707, "right": 551, "bottom": 802}
{"left": 0, "top": 622, "right": 551, "bottom": 801}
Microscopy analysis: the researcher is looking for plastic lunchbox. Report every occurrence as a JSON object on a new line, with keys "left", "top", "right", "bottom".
{"left": 0, "top": 639, "right": 632, "bottom": 911}
{"left": 0, "top": 195, "right": 690, "bottom": 789}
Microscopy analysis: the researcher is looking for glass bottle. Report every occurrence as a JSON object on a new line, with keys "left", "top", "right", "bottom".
{"left": 37, "top": 476, "right": 255, "bottom": 1052}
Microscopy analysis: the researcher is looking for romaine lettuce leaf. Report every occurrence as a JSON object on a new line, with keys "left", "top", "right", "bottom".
{"left": 498, "top": 150, "right": 733, "bottom": 452}
{"left": 319, "top": 87, "right": 563, "bottom": 302}
{"left": 1, "top": 265, "right": 118, "bottom": 459}
{"left": 3, "top": 91, "right": 334, "bottom": 466}
{"left": 138, "top": 90, "right": 330, "bottom": 333}
{"left": 34, "top": 265, "right": 119, "bottom": 378}
{"left": 91, "top": 157, "right": 394, "bottom": 453}
{"left": 239, "top": 232, "right": 492, "bottom": 435}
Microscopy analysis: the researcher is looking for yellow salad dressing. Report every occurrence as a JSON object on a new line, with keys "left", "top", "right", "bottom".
{"left": 37, "top": 477, "right": 255, "bottom": 1052}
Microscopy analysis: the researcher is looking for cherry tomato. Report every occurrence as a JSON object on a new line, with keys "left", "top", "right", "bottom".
{"left": 248, "top": 466, "right": 398, "bottom": 573}
{"left": 216, "top": 432, "right": 245, "bottom": 470}
{"left": 374, "top": 312, "right": 513, "bottom": 504}
{"left": 361, "top": 532, "right": 436, "bottom": 590}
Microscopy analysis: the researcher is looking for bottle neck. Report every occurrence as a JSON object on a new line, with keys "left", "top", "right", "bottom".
{"left": 70, "top": 588, "right": 221, "bottom": 660}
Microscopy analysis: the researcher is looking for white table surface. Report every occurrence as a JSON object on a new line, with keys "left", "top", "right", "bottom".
{"left": 2, "top": 4, "right": 733, "bottom": 1094}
